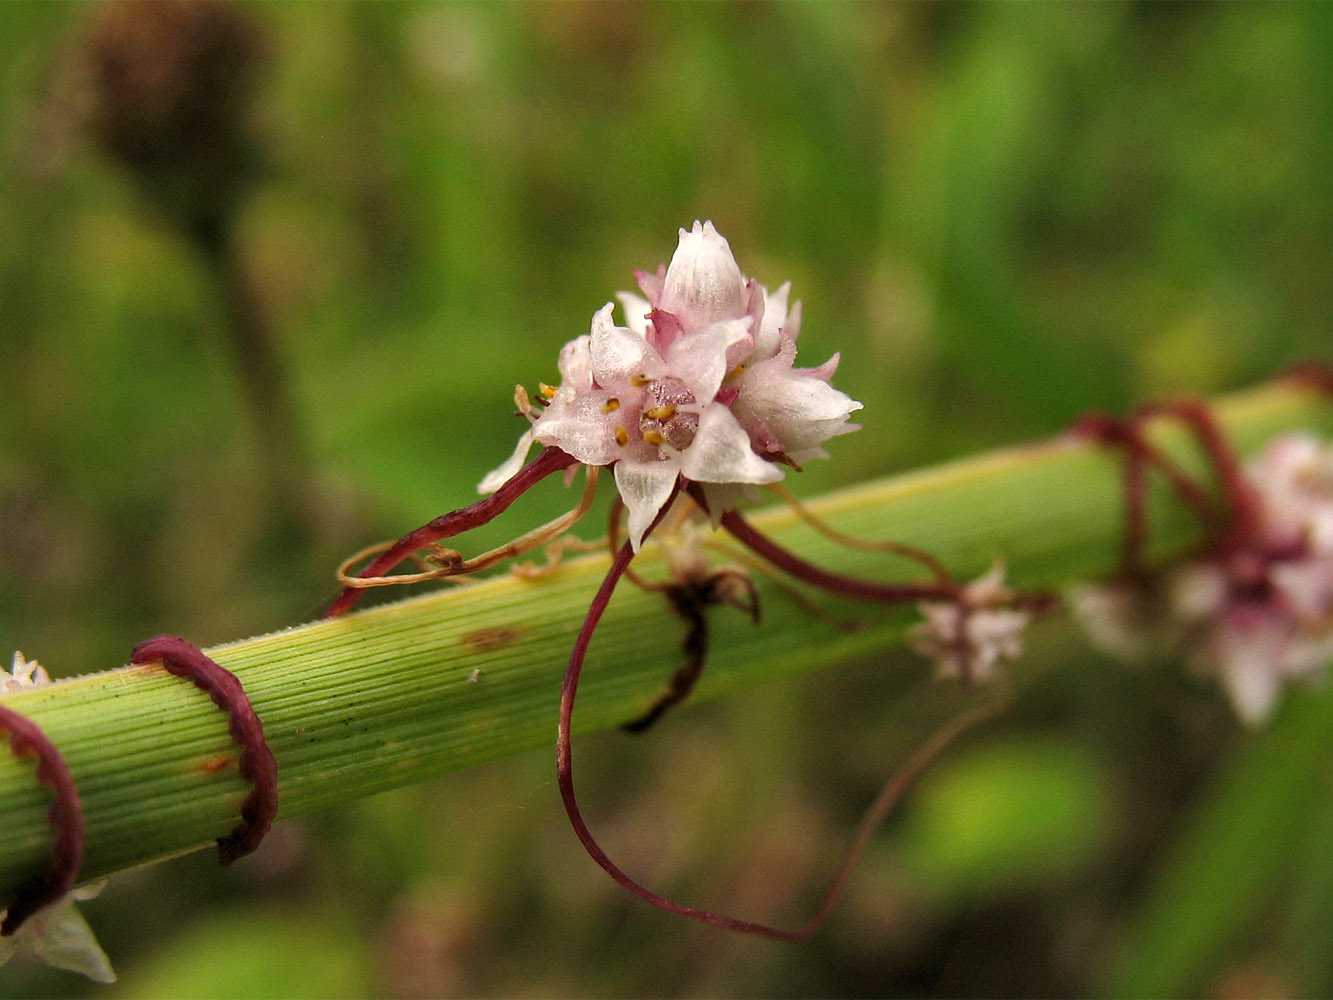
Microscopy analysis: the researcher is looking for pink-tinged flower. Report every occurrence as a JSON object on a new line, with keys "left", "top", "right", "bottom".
{"left": 908, "top": 564, "right": 1032, "bottom": 683}
{"left": 1074, "top": 432, "right": 1333, "bottom": 724}
{"left": 328, "top": 222, "right": 1039, "bottom": 940}
{"left": 4, "top": 651, "right": 51, "bottom": 693}
{"left": 480, "top": 221, "right": 862, "bottom": 548}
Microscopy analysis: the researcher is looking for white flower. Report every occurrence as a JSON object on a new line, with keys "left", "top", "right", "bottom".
{"left": 4, "top": 652, "right": 51, "bottom": 693}
{"left": 1073, "top": 432, "right": 1333, "bottom": 724}
{"left": 480, "top": 222, "right": 863, "bottom": 549}
{"left": 908, "top": 563, "right": 1032, "bottom": 683}
{"left": 0, "top": 885, "right": 115, "bottom": 984}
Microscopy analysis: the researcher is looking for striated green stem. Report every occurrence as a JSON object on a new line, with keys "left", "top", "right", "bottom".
{"left": 0, "top": 379, "right": 1329, "bottom": 894}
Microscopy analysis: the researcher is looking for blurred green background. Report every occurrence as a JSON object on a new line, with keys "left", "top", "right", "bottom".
{"left": 2, "top": 2, "right": 1332, "bottom": 996}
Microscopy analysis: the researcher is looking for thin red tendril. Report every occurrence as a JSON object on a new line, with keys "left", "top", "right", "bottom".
{"left": 1134, "top": 399, "right": 1262, "bottom": 549}
{"left": 1073, "top": 398, "right": 1264, "bottom": 575}
{"left": 324, "top": 446, "right": 579, "bottom": 617}
{"left": 704, "top": 497, "right": 956, "bottom": 604}
{"left": 557, "top": 480, "right": 999, "bottom": 938}
{"left": 130, "top": 635, "right": 278, "bottom": 864}
{"left": 1278, "top": 360, "right": 1333, "bottom": 395}
{"left": 0, "top": 705, "right": 84, "bottom": 935}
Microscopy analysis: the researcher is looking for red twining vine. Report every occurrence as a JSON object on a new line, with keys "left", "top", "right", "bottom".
{"left": 0, "top": 706, "right": 84, "bottom": 936}
{"left": 130, "top": 635, "right": 279, "bottom": 865}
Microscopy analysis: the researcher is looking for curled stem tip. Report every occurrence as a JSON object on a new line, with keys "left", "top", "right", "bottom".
{"left": 324, "top": 446, "right": 579, "bottom": 617}
{"left": 337, "top": 465, "right": 599, "bottom": 590}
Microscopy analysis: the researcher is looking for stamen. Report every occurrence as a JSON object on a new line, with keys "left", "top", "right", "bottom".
{"left": 539, "top": 383, "right": 558, "bottom": 399}
{"left": 601, "top": 398, "right": 621, "bottom": 414}
{"left": 630, "top": 374, "right": 652, "bottom": 387}
{"left": 0, "top": 706, "right": 83, "bottom": 936}
{"left": 642, "top": 430, "right": 667, "bottom": 447}
{"left": 642, "top": 404, "right": 676, "bottom": 421}
{"left": 615, "top": 427, "right": 631, "bottom": 447}
{"left": 513, "top": 384, "right": 533, "bottom": 416}
{"left": 130, "top": 635, "right": 278, "bottom": 865}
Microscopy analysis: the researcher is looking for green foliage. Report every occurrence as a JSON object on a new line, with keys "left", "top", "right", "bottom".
{"left": 896, "top": 740, "right": 1112, "bottom": 899}
{"left": 1, "top": 3, "right": 1331, "bottom": 996}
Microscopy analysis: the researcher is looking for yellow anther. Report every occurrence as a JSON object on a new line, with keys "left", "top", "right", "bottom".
{"left": 601, "top": 398, "right": 621, "bottom": 414}
{"left": 630, "top": 374, "right": 652, "bottom": 387}
{"left": 642, "top": 404, "right": 676, "bottom": 421}
{"left": 642, "top": 430, "right": 667, "bottom": 446}
{"left": 539, "top": 382, "right": 558, "bottom": 399}
{"left": 726, "top": 364, "right": 747, "bottom": 381}
{"left": 614, "top": 426, "right": 630, "bottom": 447}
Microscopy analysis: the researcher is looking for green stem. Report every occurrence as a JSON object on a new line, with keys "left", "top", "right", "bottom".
{"left": 0, "top": 379, "right": 1329, "bottom": 893}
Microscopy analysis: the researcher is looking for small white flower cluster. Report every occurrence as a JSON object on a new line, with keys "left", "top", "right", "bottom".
{"left": 1, "top": 652, "right": 115, "bottom": 984}
{"left": 481, "top": 221, "right": 863, "bottom": 549}
{"left": 1073, "top": 433, "right": 1333, "bottom": 723}
{"left": 909, "top": 564, "right": 1032, "bottom": 684}
{"left": 3, "top": 651, "right": 51, "bottom": 693}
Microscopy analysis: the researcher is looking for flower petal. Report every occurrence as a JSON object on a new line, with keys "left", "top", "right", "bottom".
{"left": 616, "top": 292, "right": 652, "bottom": 338}
{"left": 754, "top": 281, "right": 791, "bottom": 361}
{"left": 664, "top": 318, "right": 751, "bottom": 403}
{"left": 532, "top": 393, "right": 621, "bottom": 467}
{"left": 477, "top": 429, "right": 535, "bottom": 494}
{"left": 614, "top": 458, "right": 680, "bottom": 550}
{"left": 556, "top": 334, "right": 594, "bottom": 390}
{"left": 679, "top": 404, "right": 784, "bottom": 486}
{"left": 660, "top": 221, "right": 747, "bottom": 333}
{"left": 590, "top": 303, "right": 659, "bottom": 385}
{"left": 736, "top": 358, "right": 863, "bottom": 454}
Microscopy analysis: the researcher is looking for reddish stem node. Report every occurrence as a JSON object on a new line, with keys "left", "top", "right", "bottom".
{"left": 0, "top": 706, "right": 84, "bottom": 935}
{"left": 130, "top": 635, "right": 278, "bottom": 865}
{"left": 324, "top": 446, "right": 579, "bottom": 617}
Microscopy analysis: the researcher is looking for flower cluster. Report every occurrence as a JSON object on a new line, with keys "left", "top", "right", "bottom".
{"left": 1074, "top": 432, "right": 1333, "bottom": 723}
{"left": 327, "top": 221, "right": 1045, "bottom": 939}
{"left": 910, "top": 564, "right": 1033, "bottom": 684}
{"left": 3, "top": 652, "right": 50, "bottom": 693}
{"left": 480, "top": 221, "right": 863, "bottom": 549}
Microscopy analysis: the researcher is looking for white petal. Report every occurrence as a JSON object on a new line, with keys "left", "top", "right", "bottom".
{"left": 590, "top": 303, "right": 659, "bottom": 384}
{"left": 614, "top": 459, "right": 681, "bottom": 550}
{"left": 664, "top": 318, "right": 751, "bottom": 403}
{"left": 4, "top": 895, "right": 116, "bottom": 983}
{"left": 660, "top": 221, "right": 747, "bottom": 332}
{"left": 754, "top": 281, "right": 791, "bottom": 361}
{"left": 737, "top": 365, "right": 863, "bottom": 454}
{"left": 679, "top": 404, "right": 784, "bottom": 486}
{"left": 477, "top": 429, "right": 535, "bottom": 494}
{"left": 556, "top": 335, "right": 594, "bottom": 390}
{"left": 1218, "top": 641, "right": 1283, "bottom": 725}
{"left": 532, "top": 393, "right": 620, "bottom": 467}
{"left": 616, "top": 292, "right": 652, "bottom": 337}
